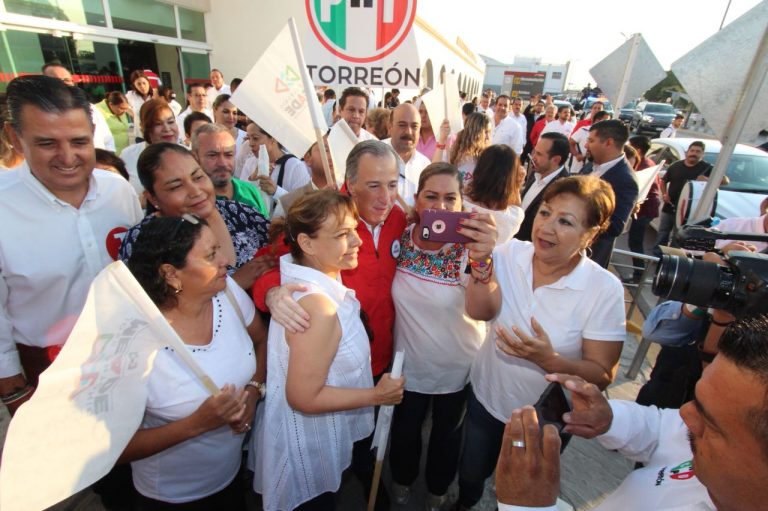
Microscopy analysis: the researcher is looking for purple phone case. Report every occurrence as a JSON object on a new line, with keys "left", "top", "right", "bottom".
{"left": 419, "top": 209, "right": 473, "bottom": 244}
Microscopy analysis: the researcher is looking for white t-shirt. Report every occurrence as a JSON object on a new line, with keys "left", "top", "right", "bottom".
{"left": 393, "top": 226, "right": 485, "bottom": 394}
{"left": 206, "top": 84, "right": 231, "bottom": 109}
{"left": 132, "top": 277, "right": 256, "bottom": 503}
{"left": 470, "top": 239, "right": 626, "bottom": 422}
{"left": 240, "top": 153, "right": 311, "bottom": 200}
{"left": 120, "top": 141, "right": 148, "bottom": 197}
{"left": 463, "top": 199, "right": 524, "bottom": 244}
{"left": 541, "top": 120, "right": 575, "bottom": 138}
{"left": 0, "top": 165, "right": 142, "bottom": 376}
{"left": 714, "top": 215, "right": 768, "bottom": 252}
{"left": 260, "top": 255, "right": 374, "bottom": 511}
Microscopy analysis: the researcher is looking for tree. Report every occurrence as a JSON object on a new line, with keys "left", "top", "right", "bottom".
{"left": 644, "top": 71, "right": 683, "bottom": 102}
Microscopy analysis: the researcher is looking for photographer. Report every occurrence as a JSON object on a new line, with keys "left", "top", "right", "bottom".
{"left": 495, "top": 311, "right": 768, "bottom": 511}
{"left": 638, "top": 242, "right": 752, "bottom": 408}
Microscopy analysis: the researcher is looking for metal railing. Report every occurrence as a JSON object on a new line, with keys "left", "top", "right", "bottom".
{"left": 609, "top": 249, "right": 662, "bottom": 379}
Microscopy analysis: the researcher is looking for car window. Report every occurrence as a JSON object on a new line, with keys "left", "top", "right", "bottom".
{"left": 703, "top": 152, "right": 768, "bottom": 193}
{"left": 645, "top": 104, "right": 675, "bottom": 114}
{"left": 648, "top": 145, "right": 679, "bottom": 165}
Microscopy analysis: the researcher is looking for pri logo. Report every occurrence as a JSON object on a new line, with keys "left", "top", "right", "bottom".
{"left": 306, "top": 0, "right": 418, "bottom": 63}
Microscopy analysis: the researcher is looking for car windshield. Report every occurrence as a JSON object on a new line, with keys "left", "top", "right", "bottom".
{"left": 703, "top": 152, "right": 768, "bottom": 193}
{"left": 645, "top": 104, "right": 675, "bottom": 114}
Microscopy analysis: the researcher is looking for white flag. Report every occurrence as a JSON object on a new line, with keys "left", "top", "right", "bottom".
{"left": 231, "top": 21, "right": 327, "bottom": 159}
{"left": 421, "top": 73, "right": 463, "bottom": 137}
{"left": 0, "top": 261, "right": 214, "bottom": 511}
{"left": 327, "top": 119, "right": 359, "bottom": 188}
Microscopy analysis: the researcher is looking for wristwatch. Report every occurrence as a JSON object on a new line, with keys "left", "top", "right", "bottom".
{"left": 246, "top": 380, "right": 267, "bottom": 399}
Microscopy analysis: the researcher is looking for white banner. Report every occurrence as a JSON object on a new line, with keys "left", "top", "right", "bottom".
{"left": 328, "top": 118, "right": 359, "bottom": 188}
{"left": 231, "top": 22, "right": 327, "bottom": 159}
{"left": 421, "top": 73, "right": 463, "bottom": 136}
{"left": 0, "top": 261, "right": 214, "bottom": 511}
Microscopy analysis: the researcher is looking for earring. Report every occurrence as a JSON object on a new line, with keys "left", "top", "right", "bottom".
{"left": 174, "top": 285, "right": 182, "bottom": 295}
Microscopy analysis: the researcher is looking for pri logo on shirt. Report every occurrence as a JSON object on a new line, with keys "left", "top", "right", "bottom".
{"left": 306, "top": 0, "right": 417, "bottom": 63}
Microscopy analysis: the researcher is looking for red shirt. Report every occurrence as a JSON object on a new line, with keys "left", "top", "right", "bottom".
{"left": 529, "top": 118, "right": 548, "bottom": 148}
{"left": 252, "top": 207, "right": 407, "bottom": 377}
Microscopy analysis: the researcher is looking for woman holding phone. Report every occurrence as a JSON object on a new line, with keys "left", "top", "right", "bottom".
{"left": 454, "top": 175, "right": 626, "bottom": 510}
{"left": 388, "top": 163, "right": 494, "bottom": 511}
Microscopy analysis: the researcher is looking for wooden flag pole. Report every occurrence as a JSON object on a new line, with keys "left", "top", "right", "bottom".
{"left": 288, "top": 17, "right": 336, "bottom": 190}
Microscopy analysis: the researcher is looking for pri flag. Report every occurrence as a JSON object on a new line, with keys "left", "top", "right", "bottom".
{"left": 0, "top": 261, "right": 214, "bottom": 511}
{"left": 232, "top": 21, "right": 327, "bottom": 159}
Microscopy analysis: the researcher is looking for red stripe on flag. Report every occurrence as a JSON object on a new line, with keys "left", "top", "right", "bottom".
{"left": 376, "top": 0, "right": 407, "bottom": 51}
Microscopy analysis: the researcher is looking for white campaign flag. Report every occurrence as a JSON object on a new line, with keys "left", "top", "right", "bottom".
{"left": 231, "top": 21, "right": 327, "bottom": 160}
{"left": 327, "top": 119, "right": 359, "bottom": 188}
{"left": 0, "top": 261, "right": 215, "bottom": 511}
{"left": 421, "top": 73, "right": 463, "bottom": 137}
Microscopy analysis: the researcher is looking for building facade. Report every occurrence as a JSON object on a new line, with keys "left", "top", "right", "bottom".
{"left": 481, "top": 55, "right": 570, "bottom": 96}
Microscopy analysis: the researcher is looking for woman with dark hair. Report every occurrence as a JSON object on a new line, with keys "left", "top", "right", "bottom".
{"left": 454, "top": 175, "right": 627, "bottom": 510}
{"left": 96, "top": 91, "right": 133, "bottom": 154}
{"left": 119, "top": 98, "right": 181, "bottom": 198}
{"left": 241, "top": 121, "right": 309, "bottom": 196}
{"left": 212, "top": 94, "right": 247, "bottom": 160}
{"left": 388, "top": 163, "right": 492, "bottom": 511}
{"left": 463, "top": 144, "right": 526, "bottom": 243}
{"left": 118, "top": 143, "right": 270, "bottom": 290}
{"left": 258, "top": 190, "right": 404, "bottom": 511}
{"left": 122, "top": 214, "right": 266, "bottom": 509}
{"left": 159, "top": 86, "right": 182, "bottom": 117}
{"left": 125, "top": 70, "right": 154, "bottom": 126}
{"left": 433, "top": 112, "right": 491, "bottom": 187}
{"left": 95, "top": 148, "right": 129, "bottom": 180}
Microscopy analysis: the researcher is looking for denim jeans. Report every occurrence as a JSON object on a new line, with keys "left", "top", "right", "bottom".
{"left": 389, "top": 387, "right": 468, "bottom": 496}
{"left": 653, "top": 211, "right": 676, "bottom": 257}
{"left": 456, "top": 387, "right": 506, "bottom": 507}
{"left": 628, "top": 216, "right": 653, "bottom": 278}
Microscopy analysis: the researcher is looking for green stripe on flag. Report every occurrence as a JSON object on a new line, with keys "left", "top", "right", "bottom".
{"left": 315, "top": 0, "right": 346, "bottom": 49}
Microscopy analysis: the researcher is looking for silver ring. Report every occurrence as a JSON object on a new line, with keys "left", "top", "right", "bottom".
{"left": 511, "top": 440, "right": 525, "bottom": 448}
{"left": 244, "top": 423, "right": 251, "bottom": 430}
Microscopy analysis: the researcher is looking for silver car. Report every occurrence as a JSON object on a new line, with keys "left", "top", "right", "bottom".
{"left": 648, "top": 137, "right": 768, "bottom": 221}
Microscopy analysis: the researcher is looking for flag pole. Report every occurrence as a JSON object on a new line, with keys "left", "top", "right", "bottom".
{"left": 287, "top": 17, "right": 337, "bottom": 190}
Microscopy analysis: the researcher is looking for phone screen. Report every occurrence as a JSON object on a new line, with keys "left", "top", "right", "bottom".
{"left": 533, "top": 382, "right": 571, "bottom": 434}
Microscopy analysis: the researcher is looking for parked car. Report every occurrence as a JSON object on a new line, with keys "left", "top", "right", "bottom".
{"left": 648, "top": 137, "right": 768, "bottom": 223}
{"left": 619, "top": 101, "right": 636, "bottom": 124}
{"left": 581, "top": 96, "right": 614, "bottom": 117}
{"left": 630, "top": 102, "right": 676, "bottom": 135}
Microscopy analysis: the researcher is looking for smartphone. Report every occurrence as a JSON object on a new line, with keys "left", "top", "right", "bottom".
{"left": 533, "top": 382, "right": 572, "bottom": 452}
{"left": 419, "top": 209, "right": 473, "bottom": 244}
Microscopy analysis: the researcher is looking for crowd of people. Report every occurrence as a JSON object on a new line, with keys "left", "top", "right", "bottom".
{"left": 1, "top": 63, "right": 767, "bottom": 511}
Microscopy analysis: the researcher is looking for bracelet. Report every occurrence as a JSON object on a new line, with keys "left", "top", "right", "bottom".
{"left": 471, "top": 259, "right": 494, "bottom": 284}
{"left": 246, "top": 380, "right": 266, "bottom": 399}
{"left": 469, "top": 254, "right": 492, "bottom": 270}
{"left": 1, "top": 385, "right": 33, "bottom": 405}
{"left": 436, "top": 143, "right": 446, "bottom": 149}
{"left": 684, "top": 304, "right": 706, "bottom": 319}
{"left": 710, "top": 317, "right": 733, "bottom": 327}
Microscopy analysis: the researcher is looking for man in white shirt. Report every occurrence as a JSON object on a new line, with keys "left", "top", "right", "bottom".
{"left": 177, "top": 83, "right": 213, "bottom": 137}
{"left": 660, "top": 114, "right": 685, "bottom": 139}
{"left": 508, "top": 97, "right": 527, "bottom": 133}
{"left": 206, "top": 68, "right": 231, "bottom": 108}
{"left": 541, "top": 105, "right": 575, "bottom": 138}
{"left": 477, "top": 93, "right": 494, "bottom": 120}
{"left": 383, "top": 104, "right": 431, "bottom": 206}
{"left": 491, "top": 95, "right": 525, "bottom": 155}
{"left": 321, "top": 88, "right": 337, "bottom": 127}
{"left": 0, "top": 75, "right": 142, "bottom": 414}
{"left": 41, "top": 62, "right": 115, "bottom": 152}
{"left": 494, "top": 313, "right": 768, "bottom": 511}
{"left": 339, "top": 87, "right": 378, "bottom": 141}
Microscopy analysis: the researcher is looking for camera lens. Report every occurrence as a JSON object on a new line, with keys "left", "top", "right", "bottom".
{"left": 653, "top": 255, "right": 736, "bottom": 309}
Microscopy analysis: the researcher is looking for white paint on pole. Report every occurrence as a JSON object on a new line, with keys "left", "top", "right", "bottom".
{"left": 589, "top": 34, "right": 666, "bottom": 108}
{"left": 673, "top": 1, "right": 768, "bottom": 222}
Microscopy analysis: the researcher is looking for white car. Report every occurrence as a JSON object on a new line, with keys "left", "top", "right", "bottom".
{"left": 647, "top": 138, "right": 768, "bottom": 224}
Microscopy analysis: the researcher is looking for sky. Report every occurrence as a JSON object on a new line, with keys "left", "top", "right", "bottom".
{"left": 417, "top": 0, "right": 764, "bottom": 90}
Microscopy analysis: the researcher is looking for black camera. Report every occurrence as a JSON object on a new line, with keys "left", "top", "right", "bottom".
{"left": 652, "top": 226, "right": 768, "bottom": 318}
